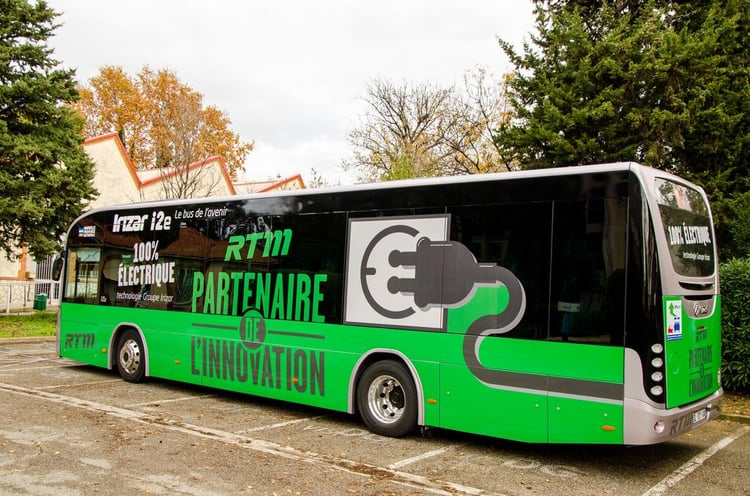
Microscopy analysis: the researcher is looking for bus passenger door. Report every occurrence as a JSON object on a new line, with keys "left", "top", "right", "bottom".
{"left": 545, "top": 197, "right": 628, "bottom": 443}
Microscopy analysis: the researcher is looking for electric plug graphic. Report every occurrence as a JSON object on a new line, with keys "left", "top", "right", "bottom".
{"left": 387, "top": 237, "right": 517, "bottom": 309}
{"left": 348, "top": 216, "right": 527, "bottom": 389}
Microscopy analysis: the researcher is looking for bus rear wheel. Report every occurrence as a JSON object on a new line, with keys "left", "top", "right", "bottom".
{"left": 116, "top": 329, "right": 145, "bottom": 383}
{"left": 356, "top": 360, "right": 417, "bottom": 438}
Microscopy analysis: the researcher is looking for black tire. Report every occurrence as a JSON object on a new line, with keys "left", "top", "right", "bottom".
{"left": 356, "top": 360, "right": 417, "bottom": 437}
{"left": 115, "top": 329, "right": 145, "bottom": 383}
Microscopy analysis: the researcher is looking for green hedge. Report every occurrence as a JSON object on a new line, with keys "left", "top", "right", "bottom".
{"left": 719, "top": 258, "right": 750, "bottom": 392}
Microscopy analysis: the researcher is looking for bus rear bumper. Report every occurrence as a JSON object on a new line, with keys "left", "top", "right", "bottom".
{"left": 623, "top": 388, "right": 723, "bottom": 445}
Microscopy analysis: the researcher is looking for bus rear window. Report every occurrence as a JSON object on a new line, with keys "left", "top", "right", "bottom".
{"left": 654, "top": 178, "right": 714, "bottom": 277}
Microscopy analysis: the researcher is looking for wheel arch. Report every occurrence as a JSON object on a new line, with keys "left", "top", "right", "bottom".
{"left": 108, "top": 323, "right": 150, "bottom": 378}
{"left": 348, "top": 349, "right": 425, "bottom": 426}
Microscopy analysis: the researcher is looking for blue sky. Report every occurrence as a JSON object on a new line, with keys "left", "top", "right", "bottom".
{"left": 46, "top": 0, "right": 535, "bottom": 185}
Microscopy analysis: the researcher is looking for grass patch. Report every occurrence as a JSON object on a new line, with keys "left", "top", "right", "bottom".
{"left": 0, "top": 311, "right": 57, "bottom": 338}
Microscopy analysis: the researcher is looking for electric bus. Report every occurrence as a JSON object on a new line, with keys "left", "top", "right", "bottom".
{"left": 56, "top": 162, "right": 722, "bottom": 444}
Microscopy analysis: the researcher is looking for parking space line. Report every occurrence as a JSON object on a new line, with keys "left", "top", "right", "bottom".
{"left": 126, "top": 394, "right": 215, "bottom": 408}
{"left": 642, "top": 425, "right": 750, "bottom": 496}
{"left": 0, "top": 358, "right": 51, "bottom": 368}
{"left": 236, "top": 415, "right": 328, "bottom": 433}
{"left": 36, "top": 379, "right": 122, "bottom": 390}
{"left": 0, "top": 363, "right": 86, "bottom": 372}
{"left": 0, "top": 382, "right": 489, "bottom": 496}
{"left": 388, "top": 447, "right": 450, "bottom": 470}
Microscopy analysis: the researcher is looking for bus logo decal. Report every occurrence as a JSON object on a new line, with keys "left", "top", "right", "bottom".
{"left": 112, "top": 210, "right": 172, "bottom": 233}
{"left": 666, "top": 300, "right": 682, "bottom": 341}
{"left": 224, "top": 229, "right": 293, "bottom": 261}
{"left": 692, "top": 302, "right": 710, "bottom": 317}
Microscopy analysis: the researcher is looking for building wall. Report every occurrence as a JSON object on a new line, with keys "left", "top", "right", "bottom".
{"left": 0, "top": 251, "right": 27, "bottom": 280}
{"left": 84, "top": 134, "right": 144, "bottom": 207}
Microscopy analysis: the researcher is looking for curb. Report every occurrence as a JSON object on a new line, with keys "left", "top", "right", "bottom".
{"left": 0, "top": 336, "right": 55, "bottom": 345}
{"left": 1, "top": 306, "right": 59, "bottom": 315}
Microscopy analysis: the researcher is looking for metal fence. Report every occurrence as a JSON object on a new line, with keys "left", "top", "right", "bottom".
{"left": 1, "top": 256, "right": 60, "bottom": 314}
{"left": 0, "top": 281, "right": 60, "bottom": 314}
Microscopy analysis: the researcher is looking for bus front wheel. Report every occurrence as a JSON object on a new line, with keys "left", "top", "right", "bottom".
{"left": 116, "top": 329, "right": 145, "bottom": 383}
{"left": 356, "top": 360, "right": 417, "bottom": 438}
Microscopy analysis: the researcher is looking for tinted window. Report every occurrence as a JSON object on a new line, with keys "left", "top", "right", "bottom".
{"left": 450, "top": 202, "right": 552, "bottom": 340}
{"left": 64, "top": 247, "right": 102, "bottom": 304}
{"left": 549, "top": 199, "right": 627, "bottom": 344}
{"left": 191, "top": 211, "right": 346, "bottom": 322}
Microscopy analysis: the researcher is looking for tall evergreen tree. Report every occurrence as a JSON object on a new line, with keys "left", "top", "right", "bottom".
{"left": 0, "top": 0, "right": 96, "bottom": 259}
{"left": 497, "top": 0, "right": 749, "bottom": 256}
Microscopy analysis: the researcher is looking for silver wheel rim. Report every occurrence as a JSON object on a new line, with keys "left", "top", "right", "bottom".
{"left": 119, "top": 338, "right": 141, "bottom": 375}
{"left": 366, "top": 374, "right": 405, "bottom": 425}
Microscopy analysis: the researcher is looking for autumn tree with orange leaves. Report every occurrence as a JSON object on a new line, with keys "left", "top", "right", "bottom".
{"left": 74, "top": 66, "right": 253, "bottom": 196}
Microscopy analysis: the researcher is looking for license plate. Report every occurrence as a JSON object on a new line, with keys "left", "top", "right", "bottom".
{"left": 691, "top": 408, "right": 708, "bottom": 424}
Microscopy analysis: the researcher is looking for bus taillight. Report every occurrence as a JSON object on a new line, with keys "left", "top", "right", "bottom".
{"left": 648, "top": 342, "right": 666, "bottom": 401}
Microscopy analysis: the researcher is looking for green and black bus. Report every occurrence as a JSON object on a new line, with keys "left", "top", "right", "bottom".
{"left": 57, "top": 162, "right": 722, "bottom": 444}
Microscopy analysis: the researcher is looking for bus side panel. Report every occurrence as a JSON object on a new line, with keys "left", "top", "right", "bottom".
{"left": 241, "top": 345, "right": 349, "bottom": 411}
{"left": 545, "top": 343, "right": 625, "bottom": 444}
{"left": 449, "top": 338, "right": 625, "bottom": 443}
{"left": 548, "top": 396, "right": 624, "bottom": 443}
{"left": 256, "top": 320, "right": 354, "bottom": 412}
{"left": 546, "top": 340, "right": 625, "bottom": 423}
{"left": 147, "top": 314, "right": 239, "bottom": 388}
{"left": 137, "top": 316, "right": 201, "bottom": 386}
{"left": 439, "top": 362, "right": 548, "bottom": 443}
{"left": 437, "top": 334, "right": 549, "bottom": 442}
{"left": 58, "top": 303, "right": 111, "bottom": 369}
{"left": 153, "top": 317, "right": 350, "bottom": 412}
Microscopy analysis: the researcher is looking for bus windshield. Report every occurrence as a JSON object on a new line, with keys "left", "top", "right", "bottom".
{"left": 654, "top": 178, "right": 715, "bottom": 278}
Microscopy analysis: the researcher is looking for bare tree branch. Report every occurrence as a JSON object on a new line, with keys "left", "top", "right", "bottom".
{"left": 345, "top": 72, "right": 515, "bottom": 181}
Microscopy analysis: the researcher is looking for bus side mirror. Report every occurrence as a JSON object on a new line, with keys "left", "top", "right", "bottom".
{"left": 51, "top": 252, "right": 65, "bottom": 280}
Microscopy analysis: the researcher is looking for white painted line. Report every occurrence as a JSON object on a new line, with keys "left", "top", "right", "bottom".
{"left": 642, "top": 425, "right": 750, "bottom": 496}
{"left": 236, "top": 415, "right": 328, "bottom": 433}
{"left": 388, "top": 447, "right": 450, "bottom": 470}
{"left": 36, "top": 379, "right": 122, "bottom": 390}
{"left": 0, "top": 358, "right": 51, "bottom": 368}
{"left": 0, "top": 363, "right": 87, "bottom": 372}
{"left": 0, "top": 382, "right": 486, "bottom": 496}
{"left": 126, "top": 394, "right": 216, "bottom": 408}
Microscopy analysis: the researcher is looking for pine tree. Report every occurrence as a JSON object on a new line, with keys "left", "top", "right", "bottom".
{"left": 496, "top": 0, "right": 750, "bottom": 256}
{"left": 0, "top": 0, "right": 96, "bottom": 259}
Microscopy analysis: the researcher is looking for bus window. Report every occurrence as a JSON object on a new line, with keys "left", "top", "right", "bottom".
{"left": 100, "top": 252, "right": 124, "bottom": 305}
{"left": 550, "top": 199, "right": 627, "bottom": 344}
{"left": 187, "top": 212, "right": 346, "bottom": 321}
{"left": 64, "top": 247, "right": 102, "bottom": 304}
{"left": 159, "top": 218, "right": 208, "bottom": 312}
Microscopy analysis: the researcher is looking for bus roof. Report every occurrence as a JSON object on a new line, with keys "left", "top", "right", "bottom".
{"left": 68, "top": 162, "right": 705, "bottom": 240}
{"left": 83, "top": 162, "right": 650, "bottom": 212}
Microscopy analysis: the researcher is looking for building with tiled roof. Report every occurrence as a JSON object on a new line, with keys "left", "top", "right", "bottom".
{"left": 233, "top": 174, "right": 305, "bottom": 194}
